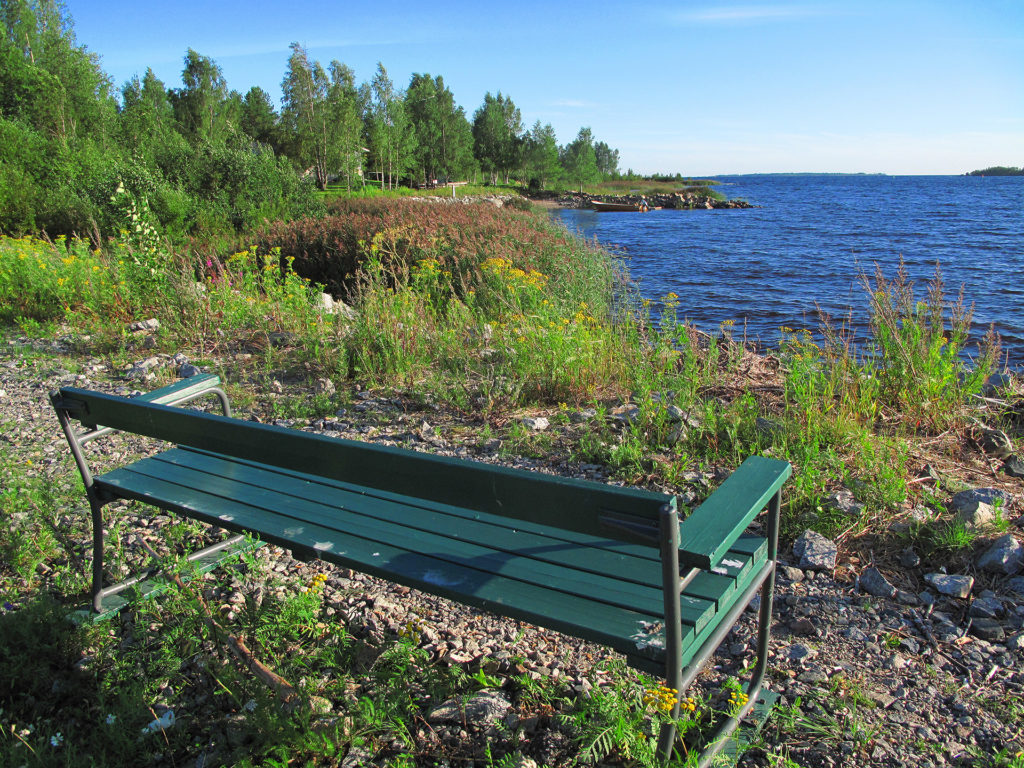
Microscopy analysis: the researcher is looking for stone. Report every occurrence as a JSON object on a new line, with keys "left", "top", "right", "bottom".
{"left": 608, "top": 405, "right": 639, "bottom": 425}
{"left": 665, "top": 404, "right": 685, "bottom": 422}
{"left": 779, "top": 565, "right": 805, "bottom": 582}
{"left": 899, "top": 548, "right": 921, "bottom": 568}
{"left": 129, "top": 318, "right": 160, "bottom": 332}
{"left": 792, "top": 530, "right": 837, "bottom": 571}
{"left": 968, "top": 597, "right": 1003, "bottom": 620}
{"left": 427, "top": 691, "right": 511, "bottom": 727}
{"left": 755, "top": 416, "right": 783, "bottom": 438}
{"left": 522, "top": 416, "right": 549, "bottom": 431}
{"left": 1006, "top": 576, "right": 1024, "bottom": 595}
{"left": 979, "top": 427, "right": 1014, "bottom": 459}
{"left": 1002, "top": 456, "right": 1024, "bottom": 479}
{"left": 782, "top": 643, "right": 815, "bottom": 664}
{"left": 313, "top": 378, "right": 336, "bottom": 397}
{"left": 825, "top": 489, "right": 865, "bottom": 518}
{"left": 969, "top": 618, "right": 1005, "bottom": 643}
{"left": 1006, "top": 632, "right": 1024, "bottom": 652}
{"left": 178, "top": 363, "right": 201, "bottom": 378}
{"left": 569, "top": 408, "right": 597, "bottom": 424}
{"left": 860, "top": 566, "right": 897, "bottom": 598}
{"left": 924, "top": 573, "right": 974, "bottom": 599}
{"left": 977, "top": 534, "right": 1024, "bottom": 575}
{"left": 949, "top": 488, "right": 1012, "bottom": 527}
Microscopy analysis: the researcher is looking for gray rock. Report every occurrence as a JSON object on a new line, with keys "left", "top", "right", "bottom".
{"left": 949, "top": 488, "right": 1012, "bottom": 527}
{"left": 924, "top": 573, "right": 974, "bottom": 598}
{"left": 129, "top": 318, "right": 160, "bottom": 332}
{"left": 826, "top": 489, "right": 865, "bottom": 518}
{"left": 569, "top": 408, "right": 597, "bottom": 424}
{"left": 860, "top": 566, "right": 897, "bottom": 598}
{"left": 313, "top": 378, "right": 336, "bottom": 397}
{"left": 178, "top": 363, "right": 201, "bottom": 378}
{"left": 427, "top": 691, "right": 511, "bottom": 727}
{"left": 779, "top": 565, "right": 805, "bottom": 582}
{"left": 1006, "top": 632, "right": 1024, "bottom": 652}
{"left": 977, "top": 534, "right": 1024, "bottom": 575}
{"left": 522, "top": 416, "right": 549, "bottom": 431}
{"left": 968, "top": 596, "right": 1003, "bottom": 619}
{"left": 899, "top": 548, "right": 921, "bottom": 568}
{"left": 755, "top": 416, "right": 784, "bottom": 438}
{"left": 969, "top": 618, "right": 1005, "bottom": 643}
{"left": 783, "top": 643, "right": 815, "bottom": 663}
{"left": 979, "top": 427, "right": 1014, "bottom": 459}
{"left": 1003, "top": 456, "right": 1024, "bottom": 479}
{"left": 1006, "top": 576, "right": 1024, "bottom": 595}
{"left": 792, "top": 530, "right": 838, "bottom": 571}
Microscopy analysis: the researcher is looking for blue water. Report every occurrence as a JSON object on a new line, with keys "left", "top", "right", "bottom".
{"left": 554, "top": 175, "right": 1024, "bottom": 367}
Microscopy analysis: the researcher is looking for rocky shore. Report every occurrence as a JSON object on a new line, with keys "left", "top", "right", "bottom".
{"left": 549, "top": 191, "right": 754, "bottom": 210}
{"left": 2, "top": 329, "right": 1022, "bottom": 767}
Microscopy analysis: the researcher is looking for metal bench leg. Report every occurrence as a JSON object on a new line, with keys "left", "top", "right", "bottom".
{"left": 88, "top": 494, "right": 106, "bottom": 613}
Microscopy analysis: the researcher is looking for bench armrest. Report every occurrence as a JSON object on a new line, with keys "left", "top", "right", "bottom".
{"left": 136, "top": 373, "right": 225, "bottom": 409}
{"left": 677, "top": 456, "right": 791, "bottom": 570}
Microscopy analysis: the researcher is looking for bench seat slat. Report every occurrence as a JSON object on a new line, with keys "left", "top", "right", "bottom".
{"left": 95, "top": 465, "right": 671, "bottom": 657}
{"left": 95, "top": 449, "right": 768, "bottom": 663}
{"left": 144, "top": 449, "right": 768, "bottom": 629}
{"left": 167, "top": 448, "right": 665, "bottom": 573}
{"left": 101, "top": 456, "right": 713, "bottom": 629}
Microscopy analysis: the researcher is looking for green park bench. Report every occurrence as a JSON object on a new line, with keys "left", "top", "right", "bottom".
{"left": 50, "top": 374, "right": 791, "bottom": 765}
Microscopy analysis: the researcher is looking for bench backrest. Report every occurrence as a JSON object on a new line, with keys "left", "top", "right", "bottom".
{"left": 55, "top": 387, "right": 674, "bottom": 545}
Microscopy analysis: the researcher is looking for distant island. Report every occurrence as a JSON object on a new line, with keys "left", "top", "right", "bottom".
{"left": 967, "top": 166, "right": 1024, "bottom": 176}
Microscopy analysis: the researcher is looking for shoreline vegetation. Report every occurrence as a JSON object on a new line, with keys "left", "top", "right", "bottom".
{"left": 966, "top": 167, "right": 1024, "bottom": 176}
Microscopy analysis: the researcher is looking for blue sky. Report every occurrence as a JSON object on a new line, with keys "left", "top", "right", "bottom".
{"left": 65, "top": 0, "right": 1023, "bottom": 175}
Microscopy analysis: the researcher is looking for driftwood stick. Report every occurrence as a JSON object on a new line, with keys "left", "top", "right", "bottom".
{"left": 138, "top": 537, "right": 300, "bottom": 705}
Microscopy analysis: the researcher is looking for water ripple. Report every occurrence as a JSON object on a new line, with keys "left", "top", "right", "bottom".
{"left": 555, "top": 175, "right": 1024, "bottom": 367}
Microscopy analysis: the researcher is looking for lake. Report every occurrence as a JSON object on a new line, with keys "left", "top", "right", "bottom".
{"left": 553, "top": 175, "right": 1024, "bottom": 368}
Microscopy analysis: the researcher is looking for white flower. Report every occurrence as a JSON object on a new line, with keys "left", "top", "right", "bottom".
{"left": 243, "top": 699, "right": 257, "bottom": 712}
{"left": 105, "top": 714, "right": 116, "bottom": 725}
{"left": 50, "top": 732, "right": 63, "bottom": 747}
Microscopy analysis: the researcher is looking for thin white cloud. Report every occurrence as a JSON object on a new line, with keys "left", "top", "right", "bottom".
{"left": 674, "top": 4, "right": 835, "bottom": 23}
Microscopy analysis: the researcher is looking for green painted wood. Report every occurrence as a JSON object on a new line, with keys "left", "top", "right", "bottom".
{"left": 137, "top": 374, "right": 221, "bottom": 405}
{"left": 93, "top": 469, "right": 671, "bottom": 658}
{"left": 162, "top": 448, "right": 665, "bottom": 579}
{"left": 60, "top": 387, "right": 673, "bottom": 545}
{"left": 678, "top": 457, "right": 791, "bottom": 570}
{"left": 99, "top": 457, "right": 709, "bottom": 628}
{"left": 167, "top": 448, "right": 666, "bottom": 569}
{"left": 627, "top": 551, "right": 771, "bottom": 675}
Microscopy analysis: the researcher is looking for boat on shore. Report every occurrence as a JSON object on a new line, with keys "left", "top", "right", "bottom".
{"left": 591, "top": 200, "right": 660, "bottom": 212}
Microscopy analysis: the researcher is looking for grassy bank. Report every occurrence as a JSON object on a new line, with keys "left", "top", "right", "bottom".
{"left": 0, "top": 200, "right": 1018, "bottom": 766}
{"left": 0, "top": 203, "right": 1009, "bottom": 537}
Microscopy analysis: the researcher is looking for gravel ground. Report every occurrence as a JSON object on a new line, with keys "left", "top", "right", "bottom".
{"left": 2, "top": 334, "right": 1022, "bottom": 767}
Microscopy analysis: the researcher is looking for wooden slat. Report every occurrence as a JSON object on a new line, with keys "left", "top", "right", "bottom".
{"left": 627, "top": 551, "right": 771, "bottom": 675}
{"left": 166, "top": 448, "right": 664, "bottom": 574}
{"left": 677, "top": 456, "right": 790, "bottom": 570}
{"left": 93, "top": 468, "right": 670, "bottom": 658}
{"left": 60, "top": 387, "right": 672, "bottom": 545}
{"left": 137, "top": 374, "right": 221, "bottom": 405}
